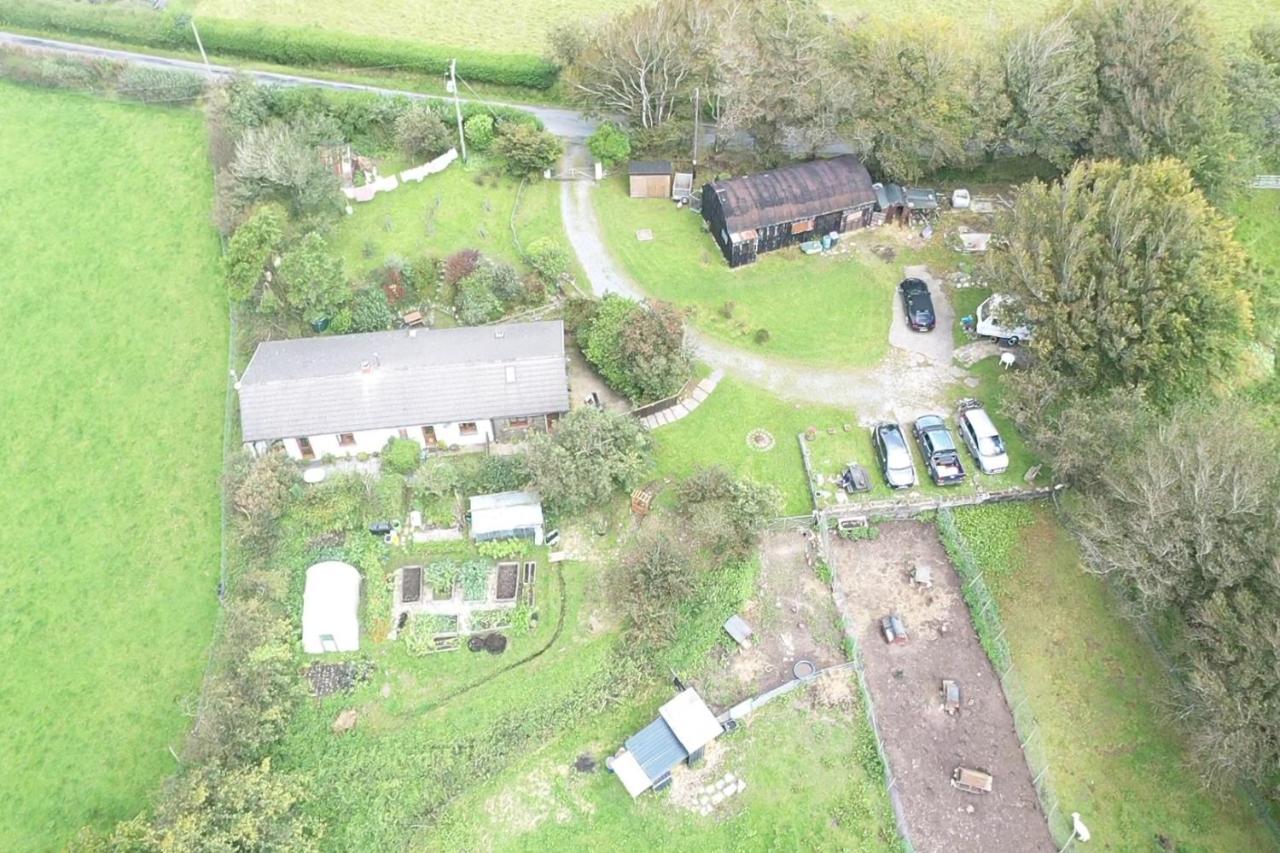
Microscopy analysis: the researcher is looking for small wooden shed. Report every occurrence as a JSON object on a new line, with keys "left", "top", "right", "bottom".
{"left": 629, "top": 160, "right": 674, "bottom": 198}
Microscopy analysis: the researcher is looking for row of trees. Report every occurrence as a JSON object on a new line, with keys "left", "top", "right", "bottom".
{"left": 555, "top": 0, "right": 1280, "bottom": 192}
{"left": 986, "top": 156, "right": 1279, "bottom": 785}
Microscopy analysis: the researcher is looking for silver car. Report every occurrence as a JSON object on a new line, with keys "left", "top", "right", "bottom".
{"left": 956, "top": 400, "right": 1009, "bottom": 474}
{"left": 872, "top": 422, "right": 917, "bottom": 489}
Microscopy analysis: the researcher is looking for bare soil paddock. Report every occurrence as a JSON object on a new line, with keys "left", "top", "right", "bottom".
{"left": 831, "top": 522, "right": 1054, "bottom": 853}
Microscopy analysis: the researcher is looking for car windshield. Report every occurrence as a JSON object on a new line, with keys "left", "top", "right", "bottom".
{"left": 927, "top": 430, "right": 955, "bottom": 453}
{"left": 977, "top": 434, "right": 1005, "bottom": 456}
{"left": 882, "top": 430, "right": 911, "bottom": 468}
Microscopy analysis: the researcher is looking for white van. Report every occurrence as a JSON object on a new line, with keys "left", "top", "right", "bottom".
{"left": 975, "top": 294, "right": 1032, "bottom": 346}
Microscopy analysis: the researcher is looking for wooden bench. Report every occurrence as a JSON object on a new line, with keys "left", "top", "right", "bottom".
{"left": 402, "top": 310, "right": 425, "bottom": 327}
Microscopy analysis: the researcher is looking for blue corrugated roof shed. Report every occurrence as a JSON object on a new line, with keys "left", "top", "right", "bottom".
{"left": 625, "top": 717, "right": 687, "bottom": 782}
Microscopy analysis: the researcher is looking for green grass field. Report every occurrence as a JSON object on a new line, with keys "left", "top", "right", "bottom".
{"left": 0, "top": 82, "right": 227, "bottom": 850}
{"left": 961, "top": 506, "right": 1275, "bottom": 850}
{"left": 593, "top": 176, "right": 897, "bottom": 367}
{"left": 185, "top": 0, "right": 1268, "bottom": 56}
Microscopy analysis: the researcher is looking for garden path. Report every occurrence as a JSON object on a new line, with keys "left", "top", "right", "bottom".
{"left": 559, "top": 177, "right": 971, "bottom": 422}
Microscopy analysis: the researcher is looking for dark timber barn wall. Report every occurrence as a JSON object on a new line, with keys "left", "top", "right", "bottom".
{"left": 700, "top": 155, "right": 878, "bottom": 268}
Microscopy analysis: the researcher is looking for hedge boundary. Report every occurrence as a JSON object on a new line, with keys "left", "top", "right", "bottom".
{"left": 0, "top": 0, "right": 559, "bottom": 89}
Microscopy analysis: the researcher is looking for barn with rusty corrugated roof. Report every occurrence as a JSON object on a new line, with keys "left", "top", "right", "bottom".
{"left": 700, "top": 155, "right": 878, "bottom": 268}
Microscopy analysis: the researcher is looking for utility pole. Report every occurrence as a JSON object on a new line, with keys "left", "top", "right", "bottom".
{"left": 692, "top": 86, "right": 700, "bottom": 176}
{"left": 449, "top": 59, "right": 468, "bottom": 163}
{"left": 189, "top": 18, "right": 212, "bottom": 75}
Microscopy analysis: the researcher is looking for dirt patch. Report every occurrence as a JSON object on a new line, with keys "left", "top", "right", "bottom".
{"left": 830, "top": 522, "right": 1054, "bottom": 853}
{"left": 483, "top": 762, "right": 595, "bottom": 834}
{"left": 699, "top": 531, "right": 842, "bottom": 706}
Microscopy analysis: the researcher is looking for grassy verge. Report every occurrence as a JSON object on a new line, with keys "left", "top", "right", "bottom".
{"left": 0, "top": 81, "right": 227, "bottom": 849}
{"left": 958, "top": 504, "right": 1275, "bottom": 849}
{"left": 592, "top": 175, "right": 897, "bottom": 367}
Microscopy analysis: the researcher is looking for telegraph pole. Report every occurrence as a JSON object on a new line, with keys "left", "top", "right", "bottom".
{"left": 449, "top": 59, "right": 468, "bottom": 162}
{"left": 190, "top": 18, "right": 212, "bottom": 75}
{"left": 692, "top": 86, "right": 700, "bottom": 175}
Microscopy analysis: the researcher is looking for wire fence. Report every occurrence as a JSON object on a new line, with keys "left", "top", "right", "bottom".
{"left": 936, "top": 507, "right": 1073, "bottom": 846}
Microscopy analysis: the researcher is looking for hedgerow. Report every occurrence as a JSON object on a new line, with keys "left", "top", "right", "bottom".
{"left": 0, "top": 0, "right": 558, "bottom": 89}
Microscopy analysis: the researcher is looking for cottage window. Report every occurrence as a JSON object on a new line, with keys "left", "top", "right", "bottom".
{"left": 295, "top": 436, "right": 315, "bottom": 460}
{"left": 398, "top": 428, "right": 410, "bottom": 440}
{"left": 337, "top": 433, "right": 356, "bottom": 447}
{"left": 459, "top": 422, "right": 478, "bottom": 436}
{"left": 508, "top": 417, "right": 531, "bottom": 429}
{"left": 791, "top": 219, "right": 814, "bottom": 234}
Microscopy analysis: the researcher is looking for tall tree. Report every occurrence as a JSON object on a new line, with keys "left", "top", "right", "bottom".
{"left": 278, "top": 232, "right": 351, "bottom": 325}
{"left": 524, "top": 407, "right": 652, "bottom": 514}
{"left": 555, "top": 0, "right": 715, "bottom": 128}
{"left": 1228, "top": 24, "right": 1280, "bottom": 170}
{"left": 989, "top": 158, "right": 1252, "bottom": 410}
{"left": 1082, "top": 0, "right": 1246, "bottom": 195}
{"left": 1000, "top": 14, "right": 1099, "bottom": 167}
{"left": 712, "top": 0, "right": 844, "bottom": 157}
{"left": 837, "top": 19, "right": 1006, "bottom": 181}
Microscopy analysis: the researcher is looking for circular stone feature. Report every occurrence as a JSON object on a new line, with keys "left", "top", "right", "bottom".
{"left": 746, "top": 429, "right": 775, "bottom": 451}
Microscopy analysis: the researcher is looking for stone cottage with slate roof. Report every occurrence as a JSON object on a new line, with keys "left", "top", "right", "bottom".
{"left": 237, "top": 320, "right": 570, "bottom": 461}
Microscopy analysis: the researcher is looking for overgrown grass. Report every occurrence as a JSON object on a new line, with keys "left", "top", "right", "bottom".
{"left": 184, "top": 0, "right": 1267, "bottom": 57}
{"left": 427, "top": 682, "right": 902, "bottom": 851}
{"left": 990, "top": 507, "right": 1275, "bottom": 850}
{"left": 0, "top": 82, "right": 227, "bottom": 849}
{"left": 329, "top": 158, "right": 567, "bottom": 279}
{"left": 592, "top": 175, "right": 897, "bottom": 367}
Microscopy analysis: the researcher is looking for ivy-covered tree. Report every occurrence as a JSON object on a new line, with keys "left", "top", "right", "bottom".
{"left": 989, "top": 158, "right": 1253, "bottom": 410}
{"left": 223, "top": 203, "right": 286, "bottom": 302}
{"left": 587, "top": 121, "right": 632, "bottom": 166}
{"left": 278, "top": 232, "right": 351, "bottom": 325}
{"left": 1000, "top": 14, "right": 1098, "bottom": 167}
{"left": 394, "top": 102, "right": 451, "bottom": 160}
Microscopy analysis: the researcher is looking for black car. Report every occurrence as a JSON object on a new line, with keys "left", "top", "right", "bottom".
{"left": 912, "top": 415, "right": 966, "bottom": 486}
{"left": 872, "top": 422, "right": 917, "bottom": 489}
{"left": 898, "top": 277, "right": 936, "bottom": 332}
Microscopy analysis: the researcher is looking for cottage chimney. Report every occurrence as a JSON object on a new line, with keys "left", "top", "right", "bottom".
{"left": 361, "top": 360, "right": 372, "bottom": 374}
{"left": 494, "top": 329, "right": 505, "bottom": 339}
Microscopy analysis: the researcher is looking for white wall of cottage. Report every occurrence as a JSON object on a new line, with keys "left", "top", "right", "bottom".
{"left": 273, "top": 419, "right": 494, "bottom": 461}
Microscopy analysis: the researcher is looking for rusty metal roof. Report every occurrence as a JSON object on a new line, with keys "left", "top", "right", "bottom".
{"left": 707, "top": 155, "right": 876, "bottom": 234}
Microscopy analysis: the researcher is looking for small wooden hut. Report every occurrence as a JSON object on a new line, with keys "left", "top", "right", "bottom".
{"left": 629, "top": 161, "right": 674, "bottom": 198}
{"left": 700, "top": 155, "right": 878, "bottom": 267}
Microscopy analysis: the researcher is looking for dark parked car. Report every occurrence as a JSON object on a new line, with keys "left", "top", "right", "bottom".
{"left": 913, "top": 415, "right": 966, "bottom": 486}
{"left": 898, "top": 277, "right": 936, "bottom": 332}
{"left": 872, "top": 422, "right": 917, "bottom": 489}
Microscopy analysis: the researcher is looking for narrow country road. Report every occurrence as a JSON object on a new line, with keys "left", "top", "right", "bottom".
{"left": 0, "top": 31, "right": 602, "bottom": 139}
{"left": 556, "top": 171, "right": 971, "bottom": 422}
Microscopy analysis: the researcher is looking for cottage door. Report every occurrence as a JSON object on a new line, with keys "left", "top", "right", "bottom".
{"left": 296, "top": 436, "right": 315, "bottom": 461}
{"left": 422, "top": 426, "right": 437, "bottom": 447}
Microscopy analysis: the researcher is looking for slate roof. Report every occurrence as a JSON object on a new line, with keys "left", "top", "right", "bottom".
{"left": 629, "top": 160, "right": 673, "bottom": 176}
{"left": 707, "top": 155, "right": 877, "bottom": 234}
{"left": 238, "top": 321, "right": 569, "bottom": 442}
{"left": 624, "top": 717, "right": 688, "bottom": 783}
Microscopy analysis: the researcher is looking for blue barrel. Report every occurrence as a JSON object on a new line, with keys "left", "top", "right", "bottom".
{"left": 821, "top": 233, "right": 833, "bottom": 250}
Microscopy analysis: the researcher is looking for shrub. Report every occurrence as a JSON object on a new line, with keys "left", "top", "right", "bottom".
{"left": 456, "top": 454, "right": 529, "bottom": 496}
{"left": 443, "top": 249, "right": 480, "bottom": 287}
{"left": 278, "top": 232, "right": 351, "bottom": 324}
{"left": 459, "top": 559, "right": 493, "bottom": 600}
{"left": 381, "top": 438, "right": 422, "bottom": 476}
{"left": 580, "top": 295, "right": 692, "bottom": 403}
{"left": 525, "top": 237, "right": 569, "bottom": 283}
{"left": 463, "top": 113, "right": 496, "bottom": 150}
{"left": 525, "top": 407, "right": 652, "bottom": 514}
{"left": 230, "top": 449, "right": 296, "bottom": 538}
{"left": 754, "top": 328, "right": 771, "bottom": 345}
{"left": 719, "top": 301, "right": 736, "bottom": 319}
{"left": 587, "top": 121, "right": 632, "bottom": 166}
{"left": 494, "top": 123, "right": 562, "bottom": 176}
{"left": 349, "top": 286, "right": 395, "bottom": 333}
{"left": 394, "top": 102, "right": 451, "bottom": 160}
{"left": 229, "top": 119, "right": 343, "bottom": 217}
{"left": 115, "top": 65, "right": 204, "bottom": 103}
{"left": 456, "top": 276, "right": 503, "bottom": 324}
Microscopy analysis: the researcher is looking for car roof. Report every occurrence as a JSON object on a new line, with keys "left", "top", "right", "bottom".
{"left": 917, "top": 414, "right": 945, "bottom": 429}
{"left": 963, "top": 407, "right": 999, "bottom": 437}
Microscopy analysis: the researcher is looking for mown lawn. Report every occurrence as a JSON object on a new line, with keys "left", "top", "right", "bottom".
{"left": 185, "top": 0, "right": 1266, "bottom": 57}
{"left": 0, "top": 82, "right": 227, "bottom": 850}
{"left": 957, "top": 505, "right": 1275, "bottom": 850}
{"left": 592, "top": 175, "right": 897, "bottom": 367}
